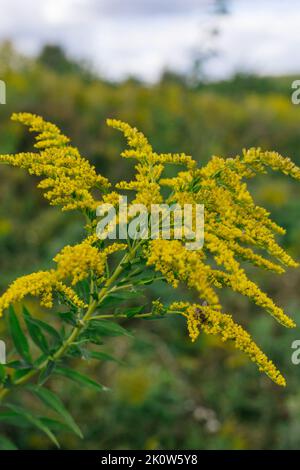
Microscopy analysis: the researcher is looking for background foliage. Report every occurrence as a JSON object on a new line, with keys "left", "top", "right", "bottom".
{"left": 1, "top": 42, "right": 300, "bottom": 449}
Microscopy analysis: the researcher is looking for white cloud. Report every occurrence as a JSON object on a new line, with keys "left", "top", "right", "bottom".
{"left": 0, "top": 0, "right": 300, "bottom": 81}
{"left": 86, "top": 0, "right": 214, "bottom": 17}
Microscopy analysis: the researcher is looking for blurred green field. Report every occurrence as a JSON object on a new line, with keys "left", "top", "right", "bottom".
{"left": 1, "top": 42, "right": 300, "bottom": 450}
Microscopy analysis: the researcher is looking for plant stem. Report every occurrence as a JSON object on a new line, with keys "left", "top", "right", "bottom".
{"left": 91, "top": 311, "right": 179, "bottom": 320}
{"left": 0, "top": 247, "right": 139, "bottom": 402}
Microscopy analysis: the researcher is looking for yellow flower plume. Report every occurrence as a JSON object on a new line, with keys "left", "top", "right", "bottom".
{"left": 0, "top": 114, "right": 299, "bottom": 386}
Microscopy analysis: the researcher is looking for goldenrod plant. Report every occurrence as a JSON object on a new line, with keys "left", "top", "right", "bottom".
{"left": 0, "top": 112, "right": 299, "bottom": 448}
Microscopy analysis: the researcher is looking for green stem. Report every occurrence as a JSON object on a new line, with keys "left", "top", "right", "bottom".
{"left": 0, "top": 245, "right": 140, "bottom": 403}
{"left": 91, "top": 310, "right": 180, "bottom": 320}
{"left": 0, "top": 299, "right": 99, "bottom": 402}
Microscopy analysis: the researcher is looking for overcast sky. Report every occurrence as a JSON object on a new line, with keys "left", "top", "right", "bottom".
{"left": 0, "top": 0, "right": 300, "bottom": 81}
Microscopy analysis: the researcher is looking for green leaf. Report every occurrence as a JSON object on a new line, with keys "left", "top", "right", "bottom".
{"left": 0, "top": 364, "right": 6, "bottom": 383}
{"left": 136, "top": 277, "right": 155, "bottom": 285}
{"left": 0, "top": 411, "right": 31, "bottom": 428}
{"left": 100, "top": 290, "right": 143, "bottom": 309}
{"left": 38, "top": 360, "right": 56, "bottom": 386}
{"left": 23, "top": 307, "right": 49, "bottom": 354}
{"left": 89, "top": 351, "right": 123, "bottom": 364}
{"left": 26, "top": 317, "right": 61, "bottom": 345}
{"left": 55, "top": 366, "right": 108, "bottom": 392}
{"left": 6, "top": 360, "right": 32, "bottom": 370}
{"left": 79, "top": 331, "right": 104, "bottom": 346}
{"left": 129, "top": 257, "right": 142, "bottom": 265}
{"left": 39, "top": 417, "right": 70, "bottom": 433}
{"left": 89, "top": 319, "right": 132, "bottom": 337}
{"left": 100, "top": 296, "right": 126, "bottom": 308}
{"left": 5, "top": 404, "right": 60, "bottom": 448}
{"left": 75, "top": 279, "right": 90, "bottom": 304}
{"left": 109, "top": 290, "right": 142, "bottom": 300}
{"left": 0, "top": 412, "right": 67, "bottom": 436}
{"left": 12, "top": 368, "right": 33, "bottom": 382}
{"left": 58, "top": 311, "right": 77, "bottom": 326}
{"left": 123, "top": 305, "right": 144, "bottom": 318}
{"left": 8, "top": 306, "right": 32, "bottom": 364}
{"left": 0, "top": 435, "right": 18, "bottom": 450}
{"left": 27, "top": 385, "right": 83, "bottom": 438}
{"left": 66, "top": 344, "right": 88, "bottom": 358}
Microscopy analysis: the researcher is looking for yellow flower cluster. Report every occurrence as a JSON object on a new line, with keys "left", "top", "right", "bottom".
{"left": 158, "top": 156, "right": 298, "bottom": 300}
{"left": 53, "top": 239, "right": 126, "bottom": 288}
{"left": 107, "top": 119, "right": 196, "bottom": 208}
{"left": 0, "top": 270, "right": 85, "bottom": 317}
{"left": 204, "top": 232, "right": 295, "bottom": 327}
{"left": 0, "top": 237, "right": 126, "bottom": 315}
{"left": 146, "top": 239, "right": 219, "bottom": 306}
{"left": 103, "top": 242, "right": 127, "bottom": 255}
{"left": 141, "top": 140, "right": 300, "bottom": 385}
{"left": 210, "top": 269, "right": 295, "bottom": 328}
{"left": 241, "top": 147, "right": 300, "bottom": 180}
{"left": 145, "top": 237, "right": 295, "bottom": 329}
{"left": 151, "top": 300, "right": 164, "bottom": 315}
{"left": 54, "top": 243, "right": 106, "bottom": 285}
{"left": 1, "top": 114, "right": 299, "bottom": 386}
{"left": 0, "top": 113, "right": 110, "bottom": 211}
{"left": 169, "top": 302, "right": 286, "bottom": 386}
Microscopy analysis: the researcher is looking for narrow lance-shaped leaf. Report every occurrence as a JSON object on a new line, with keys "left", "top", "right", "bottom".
{"left": 0, "top": 364, "right": 6, "bottom": 383}
{"left": 55, "top": 366, "right": 108, "bottom": 392}
{"left": 5, "top": 404, "right": 60, "bottom": 448}
{"left": 109, "top": 290, "right": 143, "bottom": 300}
{"left": 23, "top": 306, "right": 49, "bottom": 354}
{"left": 89, "top": 319, "right": 132, "bottom": 337}
{"left": 89, "top": 351, "right": 124, "bottom": 364}
{"left": 26, "top": 317, "right": 61, "bottom": 345}
{"left": 27, "top": 385, "right": 83, "bottom": 438}
{"left": 8, "top": 306, "right": 32, "bottom": 364}
{"left": 123, "top": 305, "right": 144, "bottom": 318}
{"left": 0, "top": 435, "right": 18, "bottom": 450}
{"left": 38, "top": 360, "right": 56, "bottom": 386}
{"left": 0, "top": 411, "right": 31, "bottom": 428}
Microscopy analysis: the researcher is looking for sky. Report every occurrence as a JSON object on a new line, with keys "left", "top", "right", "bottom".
{"left": 0, "top": 0, "right": 300, "bottom": 82}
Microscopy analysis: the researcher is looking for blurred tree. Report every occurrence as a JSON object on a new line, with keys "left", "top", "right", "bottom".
{"left": 38, "top": 44, "right": 96, "bottom": 82}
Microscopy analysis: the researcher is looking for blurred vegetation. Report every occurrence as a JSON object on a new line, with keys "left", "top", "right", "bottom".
{"left": 1, "top": 41, "right": 300, "bottom": 449}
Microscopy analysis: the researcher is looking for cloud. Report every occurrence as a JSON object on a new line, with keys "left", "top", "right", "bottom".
{"left": 0, "top": 0, "right": 300, "bottom": 82}
{"left": 86, "top": 0, "right": 215, "bottom": 17}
